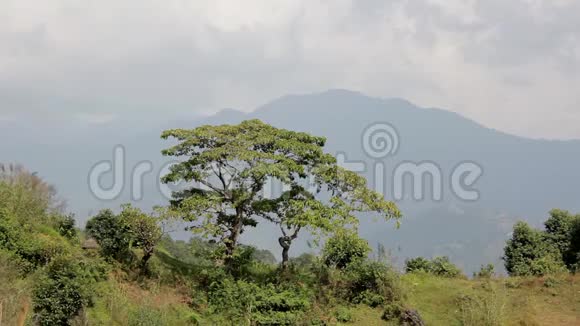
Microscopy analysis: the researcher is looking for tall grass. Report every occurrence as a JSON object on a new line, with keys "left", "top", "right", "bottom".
{"left": 457, "top": 282, "right": 507, "bottom": 326}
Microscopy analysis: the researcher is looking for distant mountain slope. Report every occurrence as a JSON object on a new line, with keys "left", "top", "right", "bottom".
{"left": 2, "top": 89, "right": 579, "bottom": 273}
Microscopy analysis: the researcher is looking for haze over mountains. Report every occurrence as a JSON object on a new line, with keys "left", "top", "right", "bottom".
{"left": 2, "top": 89, "right": 580, "bottom": 273}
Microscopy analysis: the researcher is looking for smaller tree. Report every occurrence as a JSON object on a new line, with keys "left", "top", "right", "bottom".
{"left": 86, "top": 205, "right": 164, "bottom": 271}
{"left": 566, "top": 219, "right": 580, "bottom": 272}
{"left": 544, "top": 209, "right": 576, "bottom": 258}
{"left": 86, "top": 209, "right": 132, "bottom": 262}
{"left": 503, "top": 221, "right": 565, "bottom": 276}
{"left": 119, "top": 204, "right": 163, "bottom": 272}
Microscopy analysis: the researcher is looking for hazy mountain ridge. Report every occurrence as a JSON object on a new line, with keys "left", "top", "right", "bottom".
{"left": 2, "top": 89, "right": 579, "bottom": 273}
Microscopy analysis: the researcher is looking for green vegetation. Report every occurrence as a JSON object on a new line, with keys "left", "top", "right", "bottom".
{"left": 405, "top": 256, "right": 463, "bottom": 278}
{"left": 161, "top": 119, "right": 400, "bottom": 269}
{"left": 1, "top": 121, "right": 580, "bottom": 325}
{"left": 503, "top": 209, "right": 580, "bottom": 276}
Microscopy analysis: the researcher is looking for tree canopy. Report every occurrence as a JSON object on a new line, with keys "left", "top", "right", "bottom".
{"left": 161, "top": 119, "right": 401, "bottom": 266}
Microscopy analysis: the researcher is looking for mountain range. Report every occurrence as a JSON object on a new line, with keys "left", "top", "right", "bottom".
{"left": 3, "top": 89, "right": 579, "bottom": 273}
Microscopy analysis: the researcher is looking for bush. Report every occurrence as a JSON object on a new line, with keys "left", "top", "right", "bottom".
{"left": 474, "top": 264, "right": 495, "bottom": 279}
{"left": 405, "top": 256, "right": 462, "bottom": 278}
{"left": 86, "top": 209, "right": 133, "bottom": 263}
{"left": 430, "top": 257, "right": 462, "bottom": 278}
{"left": 57, "top": 214, "right": 78, "bottom": 240}
{"left": 207, "top": 277, "right": 312, "bottom": 325}
{"left": 504, "top": 221, "right": 567, "bottom": 276}
{"left": 322, "top": 231, "right": 371, "bottom": 269}
{"left": 382, "top": 302, "right": 404, "bottom": 321}
{"left": 33, "top": 256, "right": 108, "bottom": 325}
{"left": 337, "top": 260, "right": 404, "bottom": 307}
{"left": 334, "top": 307, "right": 352, "bottom": 323}
{"left": 1, "top": 209, "right": 71, "bottom": 270}
{"left": 382, "top": 304, "right": 425, "bottom": 326}
{"left": 405, "top": 257, "right": 431, "bottom": 273}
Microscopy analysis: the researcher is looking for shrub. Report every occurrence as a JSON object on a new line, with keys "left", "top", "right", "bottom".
{"left": 382, "top": 304, "right": 425, "bottom": 326}
{"left": 474, "top": 264, "right": 495, "bottom": 279}
{"left": 405, "top": 257, "right": 431, "bottom": 273}
{"left": 57, "top": 214, "right": 78, "bottom": 240}
{"left": 207, "top": 277, "right": 311, "bottom": 325}
{"left": 504, "top": 221, "right": 566, "bottom": 276}
{"left": 33, "top": 256, "right": 108, "bottom": 325}
{"left": 322, "top": 231, "right": 371, "bottom": 269}
{"left": 382, "top": 302, "right": 404, "bottom": 321}
{"left": 430, "top": 257, "right": 462, "bottom": 278}
{"left": 338, "top": 260, "right": 404, "bottom": 307}
{"left": 334, "top": 307, "right": 352, "bottom": 323}
{"left": 1, "top": 210, "right": 71, "bottom": 270}
{"left": 405, "top": 256, "right": 462, "bottom": 278}
{"left": 86, "top": 209, "right": 133, "bottom": 263}
{"left": 543, "top": 275, "right": 562, "bottom": 288}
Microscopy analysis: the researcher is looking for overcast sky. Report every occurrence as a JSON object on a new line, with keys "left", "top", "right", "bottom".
{"left": 1, "top": 0, "right": 579, "bottom": 139}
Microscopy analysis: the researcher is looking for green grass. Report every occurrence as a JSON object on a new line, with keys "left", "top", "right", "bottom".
{"left": 401, "top": 272, "right": 580, "bottom": 325}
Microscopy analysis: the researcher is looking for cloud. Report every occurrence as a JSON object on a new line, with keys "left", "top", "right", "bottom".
{"left": 0, "top": 0, "right": 578, "bottom": 139}
{"left": 75, "top": 113, "right": 117, "bottom": 125}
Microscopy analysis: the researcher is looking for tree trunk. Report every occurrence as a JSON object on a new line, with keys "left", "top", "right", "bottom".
{"left": 279, "top": 236, "right": 291, "bottom": 269}
{"left": 224, "top": 209, "right": 244, "bottom": 268}
{"left": 140, "top": 248, "right": 154, "bottom": 274}
{"left": 278, "top": 226, "right": 301, "bottom": 270}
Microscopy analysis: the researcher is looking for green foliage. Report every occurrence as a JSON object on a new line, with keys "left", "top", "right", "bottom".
{"left": 568, "top": 219, "right": 580, "bottom": 272}
{"left": 333, "top": 307, "right": 352, "bottom": 323}
{"left": 252, "top": 248, "right": 277, "bottom": 265}
{"left": 503, "top": 221, "right": 566, "bottom": 276}
{"left": 127, "top": 307, "right": 164, "bottom": 326}
{"left": 381, "top": 302, "right": 404, "bottom": 321}
{"left": 119, "top": 205, "right": 163, "bottom": 271}
{"left": 311, "top": 255, "right": 405, "bottom": 309}
{"left": 405, "top": 256, "right": 462, "bottom": 278}
{"left": 161, "top": 120, "right": 401, "bottom": 267}
{"left": 0, "top": 249, "right": 34, "bottom": 324}
{"left": 429, "top": 257, "right": 462, "bottom": 278}
{"left": 33, "top": 256, "right": 108, "bottom": 325}
{"left": 544, "top": 210, "right": 575, "bottom": 248}
{"left": 207, "top": 277, "right": 311, "bottom": 325}
{"left": 86, "top": 205, "right": 163, "bottom": 270}
{"left": 341, "top": 260, "right": 403, "bottom": 307}
{"left": 0, "top": 163, "right": 64, "bottom": 224}
{"left": 323, "top": 231, "right": 371, "bottom": 269}
{"left": 0, "top": 166, "right": 74, "bottom": 270}
{"left": 405, "top": 257, "right": 432, "bottom": 273}
{"left": 474, "top": 264, "right": 495, "bottom": 279}
{"left": 86, "top": 209, "right": 133, "bottom": 262}
{"left": 543, "top": 275, "right": 562, "bottom": 288}
{"left": 57, "top": 214, "right": 78, "bottom": 240}
{"left": 0, "top": 206, "right": 71, "bottom": 271}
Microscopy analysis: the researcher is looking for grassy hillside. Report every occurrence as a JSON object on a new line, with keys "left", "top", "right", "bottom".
{"left": 2, "top": 231, "right": 580, "bottom": 325}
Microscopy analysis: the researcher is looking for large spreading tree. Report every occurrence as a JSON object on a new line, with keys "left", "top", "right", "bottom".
{"left": 161, "top": 119, "right": 401, "bottom": 267}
